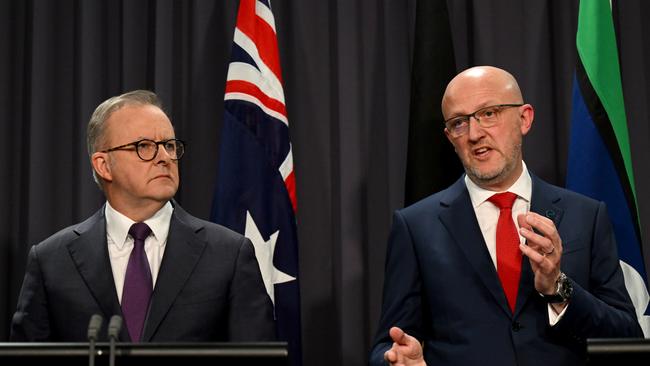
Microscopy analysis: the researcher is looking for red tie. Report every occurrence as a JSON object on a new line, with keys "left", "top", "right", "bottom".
{"left": 488, "top": 192, "right": 522, "bottom": 313}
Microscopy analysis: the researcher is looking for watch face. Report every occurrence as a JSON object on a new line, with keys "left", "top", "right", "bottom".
{"left": 557, "top": 273, "right": 573, "bottom": 300}
{"left": 541, "top": 273, "right": 572, "bottom": 303}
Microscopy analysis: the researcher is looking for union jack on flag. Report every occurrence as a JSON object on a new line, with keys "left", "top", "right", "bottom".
{"left": 211, "top": 0, "right": 302, "bottom": 364}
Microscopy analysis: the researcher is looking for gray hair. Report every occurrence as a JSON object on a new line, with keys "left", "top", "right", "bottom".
{"left": 87, "top": 90, "right": 165, "bottom": 188}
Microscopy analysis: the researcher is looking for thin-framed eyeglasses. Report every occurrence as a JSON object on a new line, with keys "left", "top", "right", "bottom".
{"left": 101, "top": 138, "right": 185, "bottom": 161}
{"left": 444, "top": 104, "right": 524, "bottom": 138}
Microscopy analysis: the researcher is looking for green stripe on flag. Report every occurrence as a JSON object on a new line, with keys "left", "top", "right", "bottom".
{"left": 576, "top": 0, "right": 637, "bottom": 203}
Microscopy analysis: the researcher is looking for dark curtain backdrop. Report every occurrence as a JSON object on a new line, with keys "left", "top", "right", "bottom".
{"left": 1, "top": 1, "right": 650, "bottom": 365}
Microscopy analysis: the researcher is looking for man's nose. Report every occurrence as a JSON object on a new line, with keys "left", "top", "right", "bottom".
{"left": 154, "top": 144, "right": 172, "bottom": 163}
{"left": 467, "top": 116, "right": 486, "bottom": 141}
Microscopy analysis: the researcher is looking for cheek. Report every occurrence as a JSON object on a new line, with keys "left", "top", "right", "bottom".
{"left": 503, "top": 130, "right": 522, "bottom": 150}
{"left": 165, "top": 166, "right": 181, "bottom": 188}
{"left": 171, "top": 165, "right": 180, "bottom": 179}
{"left": 456, "top": 142, "right": 472, "bottom": 157}
{"left": 449, "top": 139, "right": 463, "bottom": 153}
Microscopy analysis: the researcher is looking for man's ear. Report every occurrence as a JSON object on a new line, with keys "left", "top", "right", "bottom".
{"left": 443, "top": 128, "right": 458, "bottom": 153}
{"left": 91, "top": 152, "right": 113, "bottom": 183}
{"left": 444, "top": 127, "right": 453, "bottom": 143}
{"left": 520, "top": 104, "right": 534, "bottom": 136}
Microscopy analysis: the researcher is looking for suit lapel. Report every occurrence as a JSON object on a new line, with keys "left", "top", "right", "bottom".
{"left": 438, "top": 178, "right": 513, "bottom": 317}
{"left": 141, "top": 206, "right": 206, "bottom": 341}
{"left": 66, "top": 208, "right": 124, "bottom": 334}
{"left": 514, "top": 175, "right": 565, "bottom": 315}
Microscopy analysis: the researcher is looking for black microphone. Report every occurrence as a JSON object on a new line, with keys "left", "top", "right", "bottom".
{"left": 108, "top": 315, "right": 123, "bottom": 366}
{"left": 87, "top": 314, "right": 103, "bottom": 366}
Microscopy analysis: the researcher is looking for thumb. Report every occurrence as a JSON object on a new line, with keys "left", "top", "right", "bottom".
{"left": 517, "top": 213, "right": 531, "bottom": 231}
{"left": 389, "top": 326, "right": 407, "bottom": 344}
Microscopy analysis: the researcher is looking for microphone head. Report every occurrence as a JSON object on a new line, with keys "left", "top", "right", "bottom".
{"left": 108, "top": 315, "right": 123, "bottom": 339}
{"left": 87, "top": 314, "right": 103, "bottom": 340}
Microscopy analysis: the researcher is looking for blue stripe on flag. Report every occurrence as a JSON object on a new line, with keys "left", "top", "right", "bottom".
{"left": 231, "top": 43, "right": 260, "bottom": 71}
{"left": 567, "top": 75, "right": 647, "bottom": 281}
{"left": 224, "top": 100, "right": 291, "bottom": 169}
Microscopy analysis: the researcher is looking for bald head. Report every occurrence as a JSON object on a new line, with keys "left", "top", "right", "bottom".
{"left": 441, "top": 66, "right": 523, "bottom": 118}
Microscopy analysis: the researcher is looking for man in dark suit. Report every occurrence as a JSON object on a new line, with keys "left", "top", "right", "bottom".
{"left": 370, "top": 66, "right": 643, "bottom": 365}
{"left": 11, "top": 90, "right": 275, "bottom": 342}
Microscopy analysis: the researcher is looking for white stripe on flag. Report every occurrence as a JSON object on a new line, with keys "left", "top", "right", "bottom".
{"left": 225, "top": 92, "right": 288, "bottom": 125}
{"left": 279, "top": 144, "right": 293, "bottom": 181}
{"left": 232, "top": 29, "right": 285, "bottom": 102}
{"left": 255, "top": 1, "right": 276, "bottom": 33}
{"left": 620, "top": 260, "right": 650, "bottom": 337}
{"left": 226, "top": 61, "right": 286, "bottom": 112}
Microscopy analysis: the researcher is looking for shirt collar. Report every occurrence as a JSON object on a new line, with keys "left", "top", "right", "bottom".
{"left": 105, "top": 201, "right": 174, "bottom": 249}
{"left": 464, "top": 161, "right": 532, "bottom": 208}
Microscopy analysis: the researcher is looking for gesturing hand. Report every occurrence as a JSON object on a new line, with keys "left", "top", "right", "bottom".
{"left": 517, "top": 212, "right": 562, "bottom": 295}
{"left": 384, "top": 327, "right": 427, "bottom": 366}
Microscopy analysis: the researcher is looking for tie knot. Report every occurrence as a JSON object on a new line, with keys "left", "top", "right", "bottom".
{"left": 129, "top": 222, "right": 152, "bottom": 242}
{"left": 488, "top": 192, "right": 518, "bottom": 210}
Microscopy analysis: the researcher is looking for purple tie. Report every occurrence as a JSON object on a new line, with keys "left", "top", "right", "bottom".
{"left": 122, "top": 222, "right": 153, "bottom": 342}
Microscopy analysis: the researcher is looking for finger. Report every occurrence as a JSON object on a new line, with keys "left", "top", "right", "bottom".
{"left": 520, "top": 243, "right": 543, "bottom": 263}
{"left": 520, "top": 243, "right": 560, "bottom": 277}
{"left": 384, "top": 349, "right": 397, "bottom": 363}
{"left": 389, "top": 326, "right": 407, "bottom": 345}
{"left": 517, "top": 214, "right": 532, "bottom": 231}
{"left": 524, "top": 213, "right": 561, "bottom": 245}
{"left": 519, "top": 243, "right": 555, "bottom": 271}
{"left": 544, "top": 245, "right": 555, "bottom": 255}
{"left": 519, "top": 226, "right": 554, "bottom": 254}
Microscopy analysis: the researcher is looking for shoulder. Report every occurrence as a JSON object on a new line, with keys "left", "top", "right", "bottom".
{"left": 32, "top": 208, "right": 105, "bottom": 254}
{"left": 399, "top": 176, "right": 467, "bottom": 218}
{"left": 171, "top": 204, "right": 248, "bottom": 247}
{"left": 532, "top": 175, "right": 603, "bottom": 211}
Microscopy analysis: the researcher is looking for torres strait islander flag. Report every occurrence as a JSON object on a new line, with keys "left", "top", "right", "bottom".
{"left": 566, "top": 0, "right": 650, "bottom": 336}
{"left": 211, "top": 0, "right": 302, "bottom": 363}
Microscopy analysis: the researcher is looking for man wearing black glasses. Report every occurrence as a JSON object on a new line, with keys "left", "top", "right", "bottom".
{"left": 370, "top": 66, "right": 642, "bottom": 366}
{"left": 11, "top": 90, "right": 275, "bottom": 342}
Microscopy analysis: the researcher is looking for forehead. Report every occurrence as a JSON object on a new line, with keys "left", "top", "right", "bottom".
{"left": 449, "top": 82, "right": 502, "bottom": 108}
{"left": 443, "top": 72, "right": 519, "bottom": 116}
{"left": 104, "top": 104, "right": 174, "bottom": 141}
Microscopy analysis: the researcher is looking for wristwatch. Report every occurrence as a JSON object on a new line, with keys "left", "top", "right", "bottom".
{"left": 539, "top": 272, "right": 573, "bottom": 303}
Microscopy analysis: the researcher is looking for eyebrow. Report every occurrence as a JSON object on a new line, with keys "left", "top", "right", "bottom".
{"left": 449, "top": 102, "right": 502, "bottom": 116}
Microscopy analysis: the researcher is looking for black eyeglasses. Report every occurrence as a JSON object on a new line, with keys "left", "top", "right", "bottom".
{"left": 102, "top": 138, "right": 185, "bottom": 161}
{"left": 444, "top": 104, "right": 524, "bottom": 138}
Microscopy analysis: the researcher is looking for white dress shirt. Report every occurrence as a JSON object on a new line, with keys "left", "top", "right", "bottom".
{"left": 105, "top": 201, "right": 173, "bottom": 303}
{"left": 464, "top": 161, "right": 566, "bottom": 324}
{"left": 464, "top": 163, "right": 532, "bottom": 267}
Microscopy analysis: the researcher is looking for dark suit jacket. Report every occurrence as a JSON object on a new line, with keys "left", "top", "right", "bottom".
{"left": 11, "top": 203, "right": 276, "bottom": 342}
{"left": 370, "top": 175, "right": 642, "bottom": 366}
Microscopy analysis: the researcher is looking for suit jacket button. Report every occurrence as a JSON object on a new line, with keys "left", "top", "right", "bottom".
{"left": 512, "top": 321, "right": 521, "bottom": 332}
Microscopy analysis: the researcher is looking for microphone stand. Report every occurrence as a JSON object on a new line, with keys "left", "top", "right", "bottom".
{"left": 87, "top": 314, "right": 103, "bottom": 366}
{"left": 108, "top": 315, "right": 123, "bottom": 366}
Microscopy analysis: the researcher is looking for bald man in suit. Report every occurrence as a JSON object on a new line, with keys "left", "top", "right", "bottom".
{"left": 370, "top": 66, "right": 642, "bottom": 366}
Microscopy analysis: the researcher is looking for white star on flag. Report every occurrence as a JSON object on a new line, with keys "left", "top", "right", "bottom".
{"left": 245, "top": 210, "right": 296, "bottom": 304}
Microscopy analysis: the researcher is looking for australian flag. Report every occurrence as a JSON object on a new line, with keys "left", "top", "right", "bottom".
{"left": 211, "top": 0, "right": 302, "bottom": 364}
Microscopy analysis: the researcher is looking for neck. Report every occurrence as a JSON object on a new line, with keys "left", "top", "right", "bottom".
{"left": 106, "top": 198, "right": 167, "bottom": 222}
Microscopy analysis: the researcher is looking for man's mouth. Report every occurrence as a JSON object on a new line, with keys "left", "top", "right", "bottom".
{"left": 473, "top": 146, "right": 492, "bottom": 159}
{"left": 151, "top": 174, "right": 172, "bottom": 181}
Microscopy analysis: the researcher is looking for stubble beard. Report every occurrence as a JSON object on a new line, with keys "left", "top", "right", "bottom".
{"left": 464, "top": 143, "right": 522, "bottom": 188}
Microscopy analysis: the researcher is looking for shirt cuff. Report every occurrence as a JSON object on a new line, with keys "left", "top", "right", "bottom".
{"left": 548, "top": 303, "right": 568, "bottom": 326}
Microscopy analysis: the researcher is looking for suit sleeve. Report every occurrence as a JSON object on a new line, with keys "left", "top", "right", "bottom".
{"left": 10, "top": 245, "right": 51, "bottom": 341}
{"left": 554, "top": 201, "right": 643, "bottom": 338}
{"left": 228, "top": 237, "right": 276, "bottom": 341}
{"left": 369, "top": 210, "right": 424, "bottom": 366}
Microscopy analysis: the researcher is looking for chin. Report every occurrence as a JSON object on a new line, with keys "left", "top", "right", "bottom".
{"left": 149, "top": 186, "right": 178, "bottom": 202}
{"left": 467, "top": 161, "right": 502, "bottom": 178}
{"left": 467, "top": 165, "right": 506, "bottom": 184}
